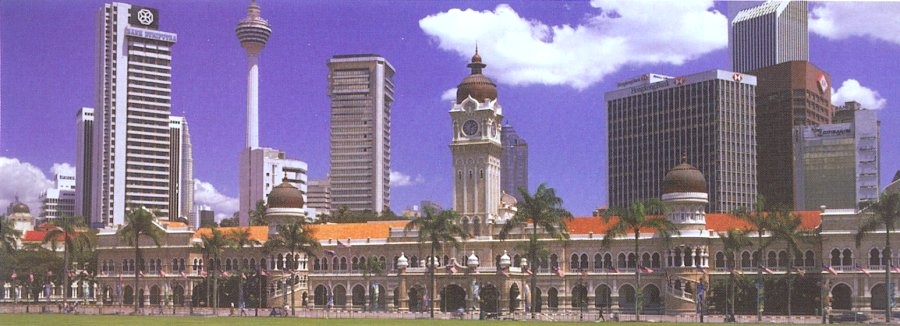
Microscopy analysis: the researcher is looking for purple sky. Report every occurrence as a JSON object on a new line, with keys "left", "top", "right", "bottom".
{"left": 2, "top": 1, "right": 898, "bottom": 218}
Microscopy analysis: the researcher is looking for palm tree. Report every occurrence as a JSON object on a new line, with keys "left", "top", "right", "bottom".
{"left": 2, "top": 218, "right": 22, "bottom": 254}
{"left": 855, "top": 192, "right": 900, "bottom": 322}
{"left": 42, "top": 216, "right": 93, "bottom": 308}
{"left": 361, "top": 255, "right": 386, "bottom": 311}
{"left": 117, "top": 207, "right": 164, "bottom": 314}
{"left": 229, "top": 228, "right": 260, "bottom": 311}
{"left": 601, "top": 199, "right": 678, "bottom": 321}
{"left": 498, "top": 183, "right": 573, "bottom": 319}
{"left": 197, "top": 226, "right": 231, "bottom": 312}
{"left": 266, "top": 221, "right": 321, "bottom": 316}
{"left": 249, "top": 200, "right": 268, "bottom": 226}
{"left": 404, "top": 208, "right": 468, "bottom": 318}
{"left": 732, "top": 197, "right": 775, "bottom": 322}
{"left": 768, "top": 210, "right": 814, "bottom": 318}
{"left": 718, "top": 228, "right": 751, "bottom": 319}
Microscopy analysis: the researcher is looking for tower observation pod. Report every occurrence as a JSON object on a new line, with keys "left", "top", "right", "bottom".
{"left": 235, "top": 0, "right": 272, "bottom": 148}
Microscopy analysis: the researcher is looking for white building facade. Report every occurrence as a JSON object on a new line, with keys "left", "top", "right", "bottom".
{"left": 40, "top": 171, "right": 77, "bottom": 220}
{"left": 239, "top": 147, "right": 309, "bottom": 226}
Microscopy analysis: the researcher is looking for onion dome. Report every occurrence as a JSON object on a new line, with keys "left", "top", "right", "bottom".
{"left": 467, "top": 251, "right": 480, "bottom": 269}
{"left": 397, "top": 252, "right": 409, "bottom": 269}
{"left": 267, "top": 178, "right": 304, "bottom": 209}
{"left": 456, "top": 46, "right": 498, "bottom": 104}
{"left": 235, "top": 0, "right": 272, "bottom": 55}
{"left": 500, "top": 191, "right": 518, "bottom": 206}
{"left": 9, "top": 197, "right": 30, "bottom": 214}
{"left": 662, "top": 154, "right": 707, "bottom": 194}
{"left": 499, "top": 250, "right": 511, "bottom": 268}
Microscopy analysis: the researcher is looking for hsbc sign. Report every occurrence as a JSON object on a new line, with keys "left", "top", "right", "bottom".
{"left": 817, "top": 72, "right": 829, "bottom": 93}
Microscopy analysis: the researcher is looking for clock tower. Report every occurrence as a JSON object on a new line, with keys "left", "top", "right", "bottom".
{"left": 450, "top": 48, "right": 503, "bottom": 235}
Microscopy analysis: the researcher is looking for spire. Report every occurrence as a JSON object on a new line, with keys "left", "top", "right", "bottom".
{"left": 247, "top": 0, "right": 261, "bottom": 18}
{"left": 467, "top": 45, "right": 486, "bottom": 75}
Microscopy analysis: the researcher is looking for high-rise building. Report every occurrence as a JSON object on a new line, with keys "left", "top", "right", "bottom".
{"left": 500, "top": 122, "right": 528, "bottom": 200}
{"left": 450, "top": 49, "right": 504, "bottom": 235}
{"left": 731, "top": 0, "right": 808, "bottom": 73}
{"left": 169, "top": 116, "right": 194, "bottom": 220}
{"left": 793, "top": 101, "right": 879, "bottom": 210}
{"left": 885, "top": 171, "right": 900, "bottom": 195}
{"left": 327, "top": 54, "right": 395, "bottom": 214}
{"left": 40, "top": 171, "right": 77, "bottom": 221}
{"left": 239, "top": 147, "right": 308, "bottom": 225}
{"left": 306, "top": 178, "right": 331, "bottom": 215}
{"left": 751, "top": 61, "right": 834, "bottom": 208}
{"left": 605, "top": 71, "right": 758, "bottom": 213}
{"left": 93, "top": 3, "right": 179, "bottom": 226}
{"left": 75, "top": 107, "right": 94, "bottom": 224}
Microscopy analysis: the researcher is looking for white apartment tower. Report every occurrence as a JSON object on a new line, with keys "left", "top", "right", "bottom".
{"left": 75, "top": 107, "right": 94, "bottom": 224}
{"left": 40, "top": 171, "right": 77, "bottom": 220}
{"left": 731, "top": 0, "right": 808, "bottom": 72}
{"left": 93, "top": 3, "right": 179, "bottom": 226}
{"left": 450, "top": 49, "right": 504, "bottom": 231}
{"left": 327, "top": 54, "right": 395, "bottom": 214}
{"left": 239, "top": 148, "right": 308, "bottom": 225}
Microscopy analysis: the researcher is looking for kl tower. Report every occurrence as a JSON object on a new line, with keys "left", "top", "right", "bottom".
{"left": 236, "top": 0, "right": 271, "bottom": 148}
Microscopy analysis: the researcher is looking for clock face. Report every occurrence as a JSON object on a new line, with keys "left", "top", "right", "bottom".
{"left": 462, "top": 120, "right": 479, "bottom": 136}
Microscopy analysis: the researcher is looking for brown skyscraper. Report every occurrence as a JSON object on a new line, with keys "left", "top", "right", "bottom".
{"left": 750, "top": 61, "right": 833, "bottom": 208}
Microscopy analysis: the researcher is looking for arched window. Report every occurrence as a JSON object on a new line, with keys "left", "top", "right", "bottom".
{"left": 617, "top": 253, "right": 626, "bottom": 268}
{"left": 715, "top": 252, "right": 725, "bottom": 269}
{"left": 570, "top": 254, "right": 579, "bottom": 269}
{"left": 673, "top": 248, "right": 682, "bottom": 266}
{"left": 767, "top": 251, "right": 777, "bottom": 267}
{"left": 683, "top": 248, "right": 692, "bottom": 267}
{"left": 804, "top": 251, "right": 814, "bottom": 267}
{"left": 642, "top": 253, "right": 651, "bottom": 268}
{"left": 313, "top": 259, "right": 320, "bottom": 271}
{"left": 652, "top": 253, "right": 661, "bottom": 268}
{"left": 870, "top": 248, "right": 881, "bottom": 266}
{"left": 580, "top": 254, "right": 589, "bottom": 269}
{"left": 741, "top": 252, "right": 751, "bottom": 268}
{"left": 778, "top": 251, "right": 787, "bottom": 267}
{"left": 841, "top": 249, "right": 852, "bottom": 267}
{"left": 604, "top": 253, "right": 612, "bottom": 269}
{"left": 340, "top": 257, "right": 348, "bottom": 270}
{"left": 594, "top": 254, "right": 603, "bottom": 270}
{"left": 513, "top": 254, "right": 521, "bottom": 267}
{"left": 627, "top": 253, "right": 637, "bottom": 268}
{"left": 831, "top": 249, "right": 841, "bottom": 266}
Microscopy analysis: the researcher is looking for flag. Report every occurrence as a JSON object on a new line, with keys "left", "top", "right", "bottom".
{"left": 68, "top": 270, "right": 75, "bottom": 277}
{"left": 242, "top": 273, "right": 247, "bottom": 280}
{"left": 200, "top": 270, "right": 207, "bottom": 277}
{"left": 730, "top": 267, "right": 742, "bottom": 276}
{"left": 324, "top": 250, "right": 337, "bottom": 257}
{"left": 222, "top": 271, "right": 231, "bottom": 278}
{"left": 639, "top": 266, "right": 654, "bottom": 274}
{"left": 696, "top": 266, "right": 707, "bottom": 275}
{"left": 892, "top": 265, "right": 900, "bottom": 273}
{"left": 160, "top": 270, "right": 167, "bottom": 277}
{"left": 260, "top": 269, "right": 269, "bottom": 277}
{"left": 524, "top": 267, "right": 532, "bottom": 275}
{"left": 760, "top": 266, "right": 774, "bottom": 275}
{"left": 792, "top": 267, "right": 806, "bottom": 277}
{"left": 824, "top": 264, "right": 838, "bottom": 276}
{"left": 856, "top": 264, "right": 870, "bottom": 277}
{"left": 138, "top": 270, "right": 144, "bottom": 277}
{"left": 499, "top": 268, "right": 509, "bottom": 277}
{"left": 180, "top": 271, "right": 187, "bottom": 278}
{"left": 29, "top": 273, "right": 34, "bottom": 283}
{"left": 552, "top": 265, "right": 565, "bottom": 278}
{"left": 610, "top": 266, "right": 621, "bottom": 274}
{"left": 10, "top": 270, "right": 16, "bottom": 280}
{"left": 337, "top": 240, "right": 351, "bottom": 249}
{"left": 580, "top": 268, "right": 588, "bottom": 276}
{"left": 447, "top": 264, "right": 457, "bottom": 274}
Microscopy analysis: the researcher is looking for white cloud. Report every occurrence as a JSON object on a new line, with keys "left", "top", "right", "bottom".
{"left": 810, "top": 2, "right": 900, "bottom": 45}
{"left": 441, "top": 88, "right": 458, "bottom": 101}
{"left": 390, "top": 170, "right": 425, "bottom": 187}
{"left": 193, "top": 179, "right": 239, "bottom": 220}
{"left": 0, "top": 157, "right": 54, "bottom": 214}
{"left": 419, "top": 1, "right": 727, "bottom": 90}
{"left": 831, "top": 79, "right": 887, "bottom": 110}
{"left": 50, "top": 162, "right": 75, "bottom": 177}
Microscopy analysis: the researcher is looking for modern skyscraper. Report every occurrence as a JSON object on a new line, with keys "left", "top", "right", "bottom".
{"left": 793, "top": 101, "right": 879, "bottom": 210}
{"left": 327, "top": 54, "right": 395, "bottom": 214}
{"left": 731, "top": 0, "right": 808, "bottom": 72}
{"left": 500, "top": 122, "right": 528, "bottom": 201}
{"left": 75, "top": 107, "right": 94, "bottom": 224}
{"left": 169, "top": 116, "right": 194, "bottom": 220}
{"left": 751, "top": 61, "right": 834, "bottom": 208}
{"left": 93, "top": 3, "right": 179, "bottom": 226}
{"left": 606, "top": 71, "right": 758, "bottom": 213}
{"left": 306, "top": 178, "right": 331, "bottom": 216}
{"left": 239, "top": 147, "right": 308, "bottom": 225}
{"left": 450, "top": 50, "right": 503, "bottom": 235}
{"left": 40, "top": 171, "right": 77, "bottom": 221}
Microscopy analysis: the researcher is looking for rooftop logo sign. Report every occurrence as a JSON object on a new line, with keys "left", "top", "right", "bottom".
{"left": 129, "top": 6, "right": 159, "bottom": 29}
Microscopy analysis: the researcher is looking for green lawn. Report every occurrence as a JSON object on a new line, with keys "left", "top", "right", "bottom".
{"left": 0, "top": 315, "right": 724, "bottom": 326}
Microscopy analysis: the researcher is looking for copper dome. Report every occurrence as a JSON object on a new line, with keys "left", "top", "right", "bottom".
{"left": 662, "top": 156, "right": 707, "bottom": 194}
{"left": 456, "top": 48, "right": 497, "bottom": 104}
{"left": 10, "top": 201, "right": 30, "bottom": 214}
{"left": 267, "top": 179, "right": 304, "bottom": 209}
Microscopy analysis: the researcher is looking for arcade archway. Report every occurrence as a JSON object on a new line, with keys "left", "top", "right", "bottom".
{"left": 441, "top": 284, "right": 467, "bottom": 312}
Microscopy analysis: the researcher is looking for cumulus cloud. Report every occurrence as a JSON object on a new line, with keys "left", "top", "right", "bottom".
{"left": 390, "top": 171, "right": 424, "bottom": 187}
{"left": 810, "top": 2, "right": 900, "bottom": 45}
{"left": 419, "top": 1, "right": 727, "bottom": 89}
{"left": 831, "top": 79, "right": 887, "bottom": 110}
{"left": 441, "top": 88, "right": 457, "bottom": 101}
{"left": 50, "top": 163, "right": 75, "bottom": 177}
{"left": 0, "top": 157, "right": 54, "bottom": 214}
{"left": 193, "top": 179, "right": 239, "bottom": 220}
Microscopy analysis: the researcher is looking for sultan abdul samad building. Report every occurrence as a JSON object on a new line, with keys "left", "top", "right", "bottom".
{"left": 21, "top": 51, "right": 892, "bottom": 319}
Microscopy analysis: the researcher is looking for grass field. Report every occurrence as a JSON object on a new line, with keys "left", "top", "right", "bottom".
{"left": 0, "top": 314, "right": 730, "bottom": 326}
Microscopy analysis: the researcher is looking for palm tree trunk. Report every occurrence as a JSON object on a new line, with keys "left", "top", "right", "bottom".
{"left": 886, "top": 229, "right": 892, "bottom": 323}
{"left": 290, "top": 249, "right": 295, "bottom": 317}
{"left": 430, "top": 241, "right": 435, "bottom": 319}
{"left": 787, "top": 247, "right": 793, "bottom": 319}
{"left": 757, "top": 233, "right": 762, "bottom": 322}
{"left": 64, "top": 240, "right": 70, "bottom": 309}
{"left": 530, "top": 227, "right": 537, "bottom": 320}
{"left": 635, "top": 232, "right": 641, "bottom": 322}
{"left": 213, "top": 254, "right": 218, "bottom": 314}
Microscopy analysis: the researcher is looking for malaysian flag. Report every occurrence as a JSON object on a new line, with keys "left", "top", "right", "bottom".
{"left": 260, "top": 269, "right": 269, "bottom": 277}
{"left": 552, "top": 265, "right": 565, "bottom": 278}
{"left": 10, "top": 270, "right": 16, "bottom": 280}
{"left": 447, "top": 264, "right": 457, "bottom": 274}
{"left": 500, "top": 268, "right": 510, "bottom": 277}
{"left": 792, "top": 267, "right": 806, "bottom": 277}
{"left": 29, "top": 273, "right": 34, "bottom": 283}
{"left": 609, "top": 265, "right": 621, "bottom": 274}
{"left": 855, "top": 264, "right": 870, "bottom": 277}
{"left": 138, "top": 270, "right": 144, "bottom": 277}
{"left": 242, "top": 273, "right": 247, "bottom": 280}
{"left": 639, "top": 266, "right": 654, "bottom": 274}
{"left": 160, "top": 270, "right": 167, "bottom": 277}
{"left": 180, "top": 271, "right": 187, "bottom": 279}
{"left": 222, "top": 271, "right": 231, "bottom": 278}
{"left": 200, "top": 270, "right": 208, "bottom": 277}
{"left": 823, "top": 264, "right": 839, "bottom": 276}
{"left": 324, "top": 250, "right": 337, "bottom": 257}
{"left": 524, "top": 267, "right": 532, "bottom": 275}
{"left": 759, "top": 266, "right": 774, "bottom": 275}
{"left": 730, "top": 267, "right": 742, "bottom": 276}
{"left": 337, "top": 240, "right": 351, "bottom": 249}
{"left": 696, "top": 266, "right": 707, "bottom": 275}
{"left": 892, "top": 265, "right": 900, "bottom": 273}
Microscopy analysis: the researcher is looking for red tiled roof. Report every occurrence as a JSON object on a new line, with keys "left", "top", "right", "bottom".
{"left": 309, "top": 220, "right": 409, "bottom": 241}
{"left": 193, "top": 226, "right": 269, "bottom": 242}
{"left": 22, "top": 230, "right": 63, "bottom": 243}
{"left": 563, "top": 211, "right": 821, "bottom": 235}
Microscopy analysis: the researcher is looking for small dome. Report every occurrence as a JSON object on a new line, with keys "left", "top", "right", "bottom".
{"left": 267, "top": 179, "right": 304, "bottom": 209}
{"left": 456, "top": 48, "right": 497, "bottom": 104}
{"left": 397, "top": 252, "right": 409, "bottom": 269}
{"left": 662, "top": 155, "right": 707, "bottom": 194}
{"left": 499, "top": 250, "right": 511, "bottom": 268}
{"left": 466, "top": 251, "right": 479, "bottom": 268}
{"left": 501, "top": 191, "right": 518, "bottom": 206}
{"left": 10, "top": 200, "right": 30, "bottom": 214}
